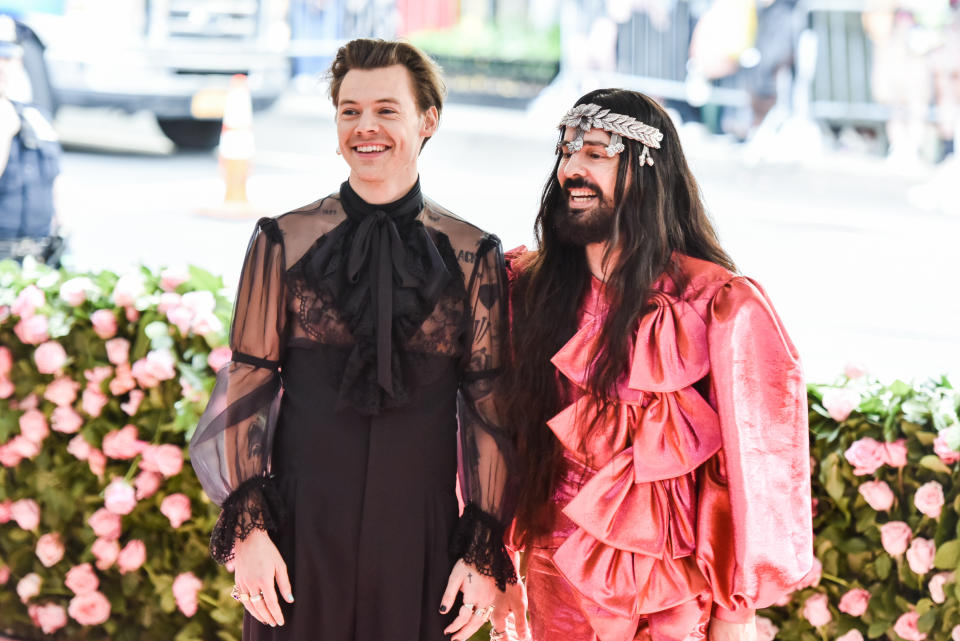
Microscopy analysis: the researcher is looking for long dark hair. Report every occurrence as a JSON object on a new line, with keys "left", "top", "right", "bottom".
{"left": 503, "top": 89, "right": 736, "bottom": 547}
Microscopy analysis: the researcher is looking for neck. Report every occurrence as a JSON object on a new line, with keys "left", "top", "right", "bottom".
{"left": 585, "top": 242, "right": 618, "bottom": 282}
{"left": 348, "top": 169, "right": 419, "bottom": 205}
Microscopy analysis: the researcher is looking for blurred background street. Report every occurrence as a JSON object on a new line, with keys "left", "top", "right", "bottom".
{"left": 4, "top": 0, "right": 960, "bottom": 384}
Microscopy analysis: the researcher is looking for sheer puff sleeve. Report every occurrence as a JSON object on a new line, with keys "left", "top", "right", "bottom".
{"left": 190, "top": 218, "right": 288, "bottom": 564}
{"left": 450, "top": 235, "right": 518, "bottom": 591}
{"left": 696, "top": 277, "right": 813, "bottom": 623}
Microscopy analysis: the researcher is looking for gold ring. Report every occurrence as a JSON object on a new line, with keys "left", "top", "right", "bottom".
{"left": 231, "top": 585, "right": 250, "bottom": 602}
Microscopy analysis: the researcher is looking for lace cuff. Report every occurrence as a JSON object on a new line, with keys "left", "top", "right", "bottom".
{"left": 210, "top": 475, "right": 285, "bottom": 565}
{"left": 449, "top": 503, "right": 518, "bottom": 591}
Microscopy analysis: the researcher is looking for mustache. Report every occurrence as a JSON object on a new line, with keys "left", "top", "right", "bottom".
{"left": 561, "top": 177, "right": 602, "bottom": 195}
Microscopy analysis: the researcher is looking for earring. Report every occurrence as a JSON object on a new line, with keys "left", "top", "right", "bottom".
{"left": 335, "top": 147, "right": 342, "bottom": 155}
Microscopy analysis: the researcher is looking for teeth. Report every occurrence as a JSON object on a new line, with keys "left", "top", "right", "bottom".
{"left": 569, "top": 189, "right": 595, "bottom": 197}
{"left": 355, "top": 145, "right": 387, "bottom": 152}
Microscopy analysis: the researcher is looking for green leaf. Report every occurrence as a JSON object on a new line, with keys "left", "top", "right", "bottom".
{"left": 890, "top": 380, "right": 912, "bottom": 397}
{"left": 868, "top": 620, "right": 892, "bottom": 638}
{"left": 935, "top": 540, "right": 960, "bottom": 570}
{"left": 917, "top": 607, "right": 937, "bottom": 633}
{"left": 875, "top": 554, "right": 892, "bottom": 580}
{"left": 919, "top": 454, "right": 952, "bottom": 475}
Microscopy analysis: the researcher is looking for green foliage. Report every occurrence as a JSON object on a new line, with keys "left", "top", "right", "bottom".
{"left": 408, "top": 16, "right": 561, "bottom": 63}
{"left": 0, "top": 258, "right": 238, "bottom": 639}
{"left": 759, "top": 377, "right": 960, "bottom": 641}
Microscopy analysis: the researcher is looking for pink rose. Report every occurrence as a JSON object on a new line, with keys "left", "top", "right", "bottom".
{"left": 915, "top": 481, "right": 945, "bottom": 519}
{"left": 104, "top": 337, "right": 130, "bottom": 365}
{"left": 91, "top": 537, "right": 120, "bottom": 570}
{"left": 51, "top": 406, "right": 83, "bottom": 434}
{"left": 19, "top": 409, "right": 49, "bottom": 443}
{"left": 802, "top": 592, "right": 832, "bottom": 627}
{"left": 160, "top": 493, "right": 192, "bottom": 528}
{"left": 907, "top": 538, "right": 936, "bottom": 575}
{"left": 0, "top": 499, "right": 10, "bottom": 522}
{"left": 12, "top": 284, "right": 45, "bottom": 318}
{"left": 935, "top": 436, "right": 960, "bottom": 464}
{"left": 158, "top": 292, "right": 182, "bottom": 314}
{"left": 64, "top": 563, "right": 99, "bottom": 595}
{"left": 160, "top": 267, "right": 189, "bottom": 292}
{"left": 797, "top": 557, "right": 822, "bottom": 589}
{"left": 84, "top": 366, "right": 113, "bottom": 385}
{"left": 172, "top": 571, "right": 203, "bottom": 617}
{"left": 882, "top": 439, "right": 908, "bottom": 468}
{"left": 59, "top": 277, "right": 93, "bottom": 306}
{"left": 144, "top": 349, "right": 176, "bottom": 382}
{"left": 112, "top": 273, "right": 145, "bottom": 307}
{"left": 191, "top": 311, "right": 223, "bottom": 337}
{"left": 34, "top": 341, "right": 67, "bottom": 374}
{"left": 838, "top": 587, "right": 871, "bottom": 616}
{"left": 29, "top": 602, "right": 67, "bottom": 634}
{"left": 0, "top": 377, "right": 12, "bottom": 399}
{"left": 0, "top": 564, "right": 8, "bottom": 584}
{"left": 17, "top": 572, "right": 41, "bottom": 602}
{"left": 0, "top": 345, "right": 11, "bottom": 376}
{"left": 102, "top": 424, "right": 147, "bottom": 460}
{"left": 859, "top": 480, "right": 895, "bottom": 511}
{"left": 845, "top": 438, "right": 885, "bottom": 476}
{"left": 140, "top": 443, "right": 183, "bottom": 478}
{"left": 134, "top": 470, "right": 163, "bottom": 500}
{"left": 844, "top": 362, "right": 868, "bottom": 380}
{"left": 121, "top": 389, "right": 145, "bottom": 416}
{"left": 87, "top": 508, "right": 122, "bottom": 540}
{"left": 929, "top": 571, "right": 954, "bottom": 603}
{"left": 117, "top": 539, "right": 146, "bottom": 574}
{"left": 14, "top": 315, "right": 49, "bottom": 344}
{"left": 82, "top": 387, "right": 109, "bottom": 418}
{"left": 0, "top": 443, "right": 23, "bottom": 467}
{"left": 181, "top": 290, "right": 215, "bottom": 315}
{"left": 952, "top": 625, "right": 960, "bottom": 641}
{"left": 166, "top": 305, "right": 193, "bottom": 335}
{"left": 104, "top": 478, "right": 137, "bottom": 515}
{"left": 880, "top": 521, "right": 913, "bottom": 556}
{"left": 67, "top": 590, "right": 111, "bottom": 625}
{"left": 822, "top": 387, "right": 861, "bottom": 422}
{"left": 35, "top": 533, "right": 65, "bottom": 567}
{"left": 44, "top": 376, "right": 80, "bottom": 406}
{"left": 8, "top": 435, "right": 40, "bottom": 459}
{"left": 11, "top": 498, "right": 40, "bottom": 530}
{"left": 109, "top": 363, "right": 136, "bottom": 395}
{"left": 67, "top": 435, "right": 92, "bottom": 460}
{"left": 756, "top": 616, "right": 779, "bottom": 641}
{"left": 19, "top": 393, "right": 38, "bottom": 409}
{"left": 837, "top": 631, "right": 865, "bottom": 641}
{"left": 90, "top": 309, "right": 118, "bottom": 339}
{"left": 894, "top": 612, "right": 927, "bottom": 641}
{"left": 207, "top": 346, "right": 232, "bottom": 372}
{"left": 87, "top": 449, "right": 106, "bottom": 476}
{"left": 125, "top": 306, "right": 140, "bottom": 322}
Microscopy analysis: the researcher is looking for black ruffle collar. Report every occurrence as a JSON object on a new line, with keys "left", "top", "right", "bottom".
{"left": 296, "top": 179, "right": 453, "bottom": 414}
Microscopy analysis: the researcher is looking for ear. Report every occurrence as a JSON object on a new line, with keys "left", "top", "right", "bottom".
{"left": 420, "top": 105, "right": 439, "bottom": 138}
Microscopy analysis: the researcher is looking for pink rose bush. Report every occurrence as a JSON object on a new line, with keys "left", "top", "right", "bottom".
{"left": 0, "top": 261, "right": 236, "bottom": 638}
{"left": 762, "top": 379, "right": 960, "bottom": 641}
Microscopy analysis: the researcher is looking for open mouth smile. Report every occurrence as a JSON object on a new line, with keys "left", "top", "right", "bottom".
{"left": 353, "top": 144, "right": 390, "bottom": 155}
{"left": 567, "top": 188, "right": 597, "bottom": 206}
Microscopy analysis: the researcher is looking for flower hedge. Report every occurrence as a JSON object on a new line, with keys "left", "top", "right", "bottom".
{"left": 759, "top": 370, "right": 960, "bottom": 641}
{"left": 3, "top": 258, "right": 960, "bottom": 641}
{"left": 0, "top": 258, "right": 242, "bottom": 641}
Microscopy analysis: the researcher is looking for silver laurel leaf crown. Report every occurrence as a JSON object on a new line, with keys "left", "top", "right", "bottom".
{"left": 558, "top": 103, "right": 663, "bottom": 149}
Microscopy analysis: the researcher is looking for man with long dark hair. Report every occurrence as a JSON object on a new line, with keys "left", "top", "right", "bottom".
{"left": 501, "top": 89, "right": 812, "bottom": 641}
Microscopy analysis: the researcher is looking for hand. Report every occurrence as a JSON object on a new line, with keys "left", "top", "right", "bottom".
{"left": 440, "top": 559, "right": 500, "bottom": 641}
{"left": 490, "top": 579, "right": 530, "bottom": 640}
{"left": 708, "top": 616, "right": 757, "bottom": 641}
{"left": 232, "top": 528, "right": 293, "bottom": 627}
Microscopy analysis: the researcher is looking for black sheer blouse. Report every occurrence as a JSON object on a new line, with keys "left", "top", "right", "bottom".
{"left": 190, "top": 181, "right": 517, "bottom": 588}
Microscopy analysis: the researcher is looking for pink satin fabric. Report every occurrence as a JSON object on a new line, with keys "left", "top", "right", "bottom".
{"left": 512, "top": 251, "right": 813, "bottom": 641}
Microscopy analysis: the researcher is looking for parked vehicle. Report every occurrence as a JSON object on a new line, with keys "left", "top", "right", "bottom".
{"left": 0, "top": 0, "right": 291, "bottom": 149}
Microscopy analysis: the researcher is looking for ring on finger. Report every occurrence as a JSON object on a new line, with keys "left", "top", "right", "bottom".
{"left": 461, "top": 602, "right": 476, "bottom": 613}
{"left": 490, "top": 628, "right": 505, "bottom": 641}
{"left": 249, "top": 592, "right": 263, "bottom": 603}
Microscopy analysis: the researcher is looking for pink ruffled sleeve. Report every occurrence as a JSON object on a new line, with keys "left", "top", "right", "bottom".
{"left": 697, "top": 277, "right": 812, "bottom": 623}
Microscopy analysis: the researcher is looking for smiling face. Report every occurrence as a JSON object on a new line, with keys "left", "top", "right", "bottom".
{"left": 554, "top": 127, "right": 622, "bottom": 244}
{"left": 335, "top": 64, "right": 438, "bottom": 203}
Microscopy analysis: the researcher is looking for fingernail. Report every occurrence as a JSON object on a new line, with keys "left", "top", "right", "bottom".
{"left": 286, "top": 594, "right": 295, "bottom": 602}
{"left": 439, "top": 605, "right": 447, "bottom": 613}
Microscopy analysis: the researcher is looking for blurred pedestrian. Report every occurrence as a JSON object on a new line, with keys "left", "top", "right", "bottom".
{"left": 190, "top": 38, "right": 526, "bottom": 641}
{"left": 503, "top": 89, "right": 812, "bottom": 641}
{"left": 0, "top": 14, "right": 62, "bottom": 264}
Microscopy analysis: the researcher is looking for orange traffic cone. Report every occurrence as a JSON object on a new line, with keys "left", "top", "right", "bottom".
{"left": 197, "top": 74, "right": 265, "bottom": 219}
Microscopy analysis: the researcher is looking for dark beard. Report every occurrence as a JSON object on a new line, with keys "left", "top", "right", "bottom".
{"left": 553, "top": 179, "right": 616, "bottom": 245}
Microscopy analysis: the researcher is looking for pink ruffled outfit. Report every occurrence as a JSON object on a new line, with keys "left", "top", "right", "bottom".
{"left": 509, "top": 251, "right": 813, "bottom": 641}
